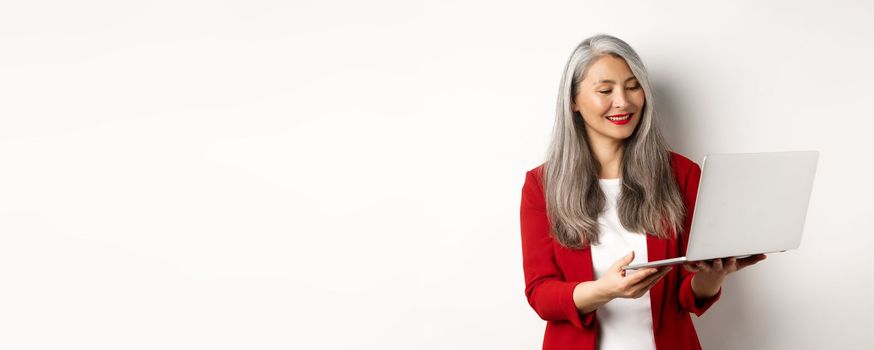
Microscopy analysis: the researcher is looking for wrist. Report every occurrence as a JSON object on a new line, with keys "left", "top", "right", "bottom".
{"left": 573, "top": 280, "right": 612, "bottom": 314}
{"left": 691, "top": 273, "right": 724, "bottom": 299}
{"left": 592, "top": 278, "right": 614, "bottom": 301}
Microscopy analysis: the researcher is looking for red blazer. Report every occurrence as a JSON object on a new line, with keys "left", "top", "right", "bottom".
{"left": 520, "top": 152, "right": 721, "bottom": 350}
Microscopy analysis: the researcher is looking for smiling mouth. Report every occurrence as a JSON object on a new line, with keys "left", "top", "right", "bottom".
{"left": 606, "top": 113, "right": 632, "bottom": 121}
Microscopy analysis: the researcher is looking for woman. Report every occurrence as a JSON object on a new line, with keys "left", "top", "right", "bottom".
{"left": 519, "top": 34, "right": 767, "bottom": 350}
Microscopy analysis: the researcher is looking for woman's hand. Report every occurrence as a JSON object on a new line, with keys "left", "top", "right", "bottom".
{"left": 572, "top": 251, "right": 671, "bottom": 314}
{"left": 686, "top": 254, "right": 767, "bottom": 299}
{"left": 598, "top": 251, "right": 672, "bottom": 299}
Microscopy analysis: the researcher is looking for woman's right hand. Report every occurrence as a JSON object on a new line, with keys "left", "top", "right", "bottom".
{"left": 597, "top": 251, "right": 671, "bottom": 299}
{"left": 572, "top": 250, "right": 673, "bottom": 313}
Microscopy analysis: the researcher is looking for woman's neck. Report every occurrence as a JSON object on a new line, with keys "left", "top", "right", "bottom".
{"left": 590, "top": 138, "right": 624, "bottom": 179}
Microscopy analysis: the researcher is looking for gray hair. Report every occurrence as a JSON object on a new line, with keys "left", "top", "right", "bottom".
{"left": 541, "top": 34, "right": 686, "bottom": 248}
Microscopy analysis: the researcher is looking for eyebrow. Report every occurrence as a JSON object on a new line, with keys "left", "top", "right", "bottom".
{"left": 594, "top": 77, "right": 638, "bottom": 85}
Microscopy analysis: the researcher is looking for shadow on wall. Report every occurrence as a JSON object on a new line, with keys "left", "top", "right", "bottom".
{"left": 693, "top": 275, "right": 780, "bottom": 350}
{"left": 653, "top": 79, "right": 776, "bottom": 349}
{"left": 651, "top": 80, "right": 699, "bottom": 156}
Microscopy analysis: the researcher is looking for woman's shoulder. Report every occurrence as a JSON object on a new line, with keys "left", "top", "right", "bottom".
{"left": 668, "top": 151, "right": 700, "bottom": 174}
{"left": 526, "top": 162, "right": 546, "bottom": 175}
{"left": 520, "top": 163, "right": 548, "bottom": 199}
{"left": 668, "top": 151, "right": 703, "bottom": 197}
{"left": 524, "top": 163, "right": 547, "bottom": 184}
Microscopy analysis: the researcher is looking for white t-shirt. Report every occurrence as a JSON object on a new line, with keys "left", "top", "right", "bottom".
{"left": 589, "top": 178, "right": 656, "bottom": 350}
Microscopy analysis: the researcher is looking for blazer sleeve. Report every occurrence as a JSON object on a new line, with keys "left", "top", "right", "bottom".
{"left": 520, "top": 169, "right": 596, "bottom": 330}
{"left": 676, "top": 161, "right": 722, "bottom": 316}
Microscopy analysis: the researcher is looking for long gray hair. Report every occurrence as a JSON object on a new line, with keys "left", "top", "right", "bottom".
{"left": 542, "top": 34, "right": 686, "bottom": 248}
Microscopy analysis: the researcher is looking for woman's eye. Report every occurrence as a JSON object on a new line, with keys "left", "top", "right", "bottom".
{"left": 627, "top": 85, "right": 641, "bottom": 90}
{"left": 598, "top": 90, "right": 611, "bottom": 94}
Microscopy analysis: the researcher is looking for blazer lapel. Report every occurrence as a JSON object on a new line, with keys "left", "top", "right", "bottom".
{"left": 646, "top": 233, "right": 668, "bottom": 331}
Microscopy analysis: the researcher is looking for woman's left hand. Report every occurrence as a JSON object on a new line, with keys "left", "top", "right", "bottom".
{"left": 685, "top": 254, "right": 767, "bottom": 299}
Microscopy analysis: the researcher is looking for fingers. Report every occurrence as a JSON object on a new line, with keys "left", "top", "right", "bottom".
{"left": 736, "top": 254, "right": 767, "bottom": 270}
{"left": 693, "top": 259, "right": 725, "bottom": 273}
{"left": 611, "top": 251, "right": 636, "bottom": 277}
{"left": 724, "top": 257, "right": 738, "bottom": 272}
{"left": 612, "top": 251, "right": 635, "bottom": 270}
{"left": 691, "top": 255, "right": 768, "bottom": 275}
{"left": 695, "top": 260, "right": 710, "bottom": 272}
{"left": 712, "top": 258, "right": 724, "bottom": 272}
{"left": 684, "top": 263, "right": 700, "bottom": 272}
{"left": 627, "top": 267, "right": 671, "bottom": 298}
{"left": 640, "top": 267, "right": 671, "bottom": 287}
{"left": 681, "top": 259, "right": 716, "bottom": 274}
{"left": 643, "top": 267, "right": 671, "bottom": 289}
{"left": 623, "top": 267, "right": 660, "bottom": 285}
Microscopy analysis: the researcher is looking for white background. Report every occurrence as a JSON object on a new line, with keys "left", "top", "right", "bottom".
{"left": 1, "top": 1, "right": 872, "bottom": 349}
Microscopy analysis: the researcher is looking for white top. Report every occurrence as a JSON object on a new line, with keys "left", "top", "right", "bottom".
{"left": 589, "top": 178, "right": 656, "bottom": 350}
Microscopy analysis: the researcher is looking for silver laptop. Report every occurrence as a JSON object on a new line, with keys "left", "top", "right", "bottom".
{"left": 624, "top": 151, "right": 819, "bottom": 270}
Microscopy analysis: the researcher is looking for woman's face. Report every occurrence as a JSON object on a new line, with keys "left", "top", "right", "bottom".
{"left": 572, "top": 55, "right": 645, "bottom": 146}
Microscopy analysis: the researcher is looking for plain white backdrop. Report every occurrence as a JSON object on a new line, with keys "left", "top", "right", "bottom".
{"left": 1, "top": 0, "right": 872, "bottom": 349}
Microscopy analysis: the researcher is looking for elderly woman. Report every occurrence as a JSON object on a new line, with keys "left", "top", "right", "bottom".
{"left": 519, "top": 34, "right": 766, "bottom": 350}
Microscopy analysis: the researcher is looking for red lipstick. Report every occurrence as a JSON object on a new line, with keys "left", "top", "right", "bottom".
{"left": 606, "top": 113, "right": 632, "bottom": 125}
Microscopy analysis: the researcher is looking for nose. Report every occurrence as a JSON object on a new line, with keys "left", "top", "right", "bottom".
{"left": 613, "top": 89, "right": 629, "bottom": 109}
